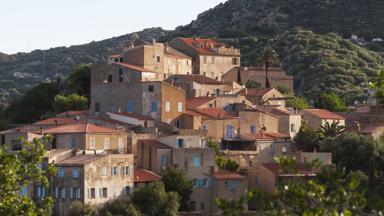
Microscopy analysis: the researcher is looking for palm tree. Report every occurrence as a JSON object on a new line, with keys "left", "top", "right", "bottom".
{"left": 318, "top": 121, "right": 346, "bottom": 138}
{"left": 257, "top": 46, "right": 279, "bottom": 88}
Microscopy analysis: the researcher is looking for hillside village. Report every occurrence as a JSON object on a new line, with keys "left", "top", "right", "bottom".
{"left": 1, "top": 36, "right": 384, "bottom": 215}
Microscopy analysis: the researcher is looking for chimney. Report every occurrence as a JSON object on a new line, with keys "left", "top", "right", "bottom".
{"left": 165, "top": 42, "right": 169, "bottom": 52}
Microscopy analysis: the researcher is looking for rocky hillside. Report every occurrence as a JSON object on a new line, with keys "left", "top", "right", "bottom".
{"left": 0, "top": 28, "right": 169, "bottom": 105}
{"left": 173, "top": 0, "right": 384, "bottom": 40}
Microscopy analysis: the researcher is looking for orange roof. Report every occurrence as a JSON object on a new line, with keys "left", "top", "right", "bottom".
{"left": 262, "top": 163, "right": 315, "bottom": 175}
{"left": 195, "top": 108, "right": 238, "bottom": 120}
{"left": 302, "top": 109, "right": 345, "bottom": 120}
{"left": 43, "top": 123, "right": 122, "bottom": 134}
{"left": 138, "top": 139, "right": 172, "bottom": 149}
{"left": 242, "top": 132, "right": 290, "bottom": 141}
{"left": 186, "top": 97, "right": 216, "bottom": 109}
{"left": 238, "top": 88, "right": 274, "bottom": 97}
{"left": 169, "top": 74, "right": 225, "bottom": 85}
{"left": 212, "top": 171, "right": 246, "bottom": 180}
{"left": 179, "top": 38, "right": 229, "bottom": 55}
{"left": 183, "top": 110, "right": 202, "bottom": 117}
{"left": 112, "top": 62, "right": 156, "bottom": 73}
{"left": 109, "top": 112, "right": 154, "bottom": 121}
{"left": 33, "top": 117, "right": 85, "bottom": 125}
{"left": 134, "top": 169, "right": 161, "bottom": 183}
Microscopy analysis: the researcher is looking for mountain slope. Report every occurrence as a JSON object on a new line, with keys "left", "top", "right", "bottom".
{"left": 174, "top": 0, "right": 384, "bottom": 40}
{"left": 0, "top": 28, "right": 169, "bottom": 105}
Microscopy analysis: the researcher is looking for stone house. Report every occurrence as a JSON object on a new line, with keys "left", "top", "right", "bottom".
{"left": 268, "top": 107, "right": 302, "bottom": 138}
{"left": 91, "top": 81, "right": 186, "bottom": 128}
{"left": 43, "top": 123, "right": 128, "bottom": 154}
{"left": 133, "top": 168, "right": 161, "bottom": 189}
{"left": 166, "top": 74, "right": 234, "bottom": 98}
{"left": 300, "top": 109, "right": 346, "bottom": 129}
{"left": 222, "top": 67, "right": 294, "bottom": 90}
{"left": 238, "top": 88, "right": 286, "bottom": 106}
{"left": 0, "top": 126, "right": 43, "bottom": 151}
{"left": 170, "top": 37, "right": 241, "bottom": 80}
{"left": 239, "top": 108, "right": 279, "bottom": 135}
{"left": 51, "top": 153, "right": 134, "bottom": 216}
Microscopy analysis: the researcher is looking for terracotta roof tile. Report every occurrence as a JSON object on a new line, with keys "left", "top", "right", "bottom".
{"left": 138, "top": 139, "right": 172, "bottom": 149}
{"left": 238, "top": 88, "right": 274, "bottom": 97}
{"left": 302, "top": 109, "right": 345, "bottom": 120}
{"left": 186, "top": 97, "right": 216, "bottom": 109}
{"left": 43, "top": 123, "right": 123, "bottom": 134}
{"left": 194, "top": 108, "right": 238, "bottom": 120}
{"left": 179, "top": 38, "right": 234, "bottom": 55}
{"left": 134, "top": 169, "right": 161, "bottom": 183}
{"left": 56, "top": 155, "right": 106, "bottom": 166}
{"left": 169, "top": 74, "right": 225, "bottom": 85}
{"left": 262, "top": 163, "right": 315, "bottom": 175}
{"left": 109, "top": 112, "right": 154, "bottom": 121}
{"left": 33, "top": 117, "right": 85, "bottom": 125}
{"left": 212, "top": 171, "right": 246, "bottom": 180}
{"left": 241, "top": 132, "right": 290, "bottom": 141}
{"left": 112, "top": 62, "right": 156, "bottom": 73}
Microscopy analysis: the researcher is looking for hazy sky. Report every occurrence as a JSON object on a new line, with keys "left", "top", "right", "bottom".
{"left": 0, "top": 0, "right": 226, "bottom": 54}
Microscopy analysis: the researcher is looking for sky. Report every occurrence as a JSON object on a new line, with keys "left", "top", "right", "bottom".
{"left": 0, "top": 0, "right": 226, "bottom": 54}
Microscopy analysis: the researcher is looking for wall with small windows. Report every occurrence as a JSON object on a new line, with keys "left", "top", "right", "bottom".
{"left": 198, "top": 55, "right": 240, "bottom": 80}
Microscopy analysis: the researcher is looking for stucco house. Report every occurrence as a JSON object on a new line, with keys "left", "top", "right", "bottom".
{"left": 300, "top": 109, "right": 346, "bottom": 129}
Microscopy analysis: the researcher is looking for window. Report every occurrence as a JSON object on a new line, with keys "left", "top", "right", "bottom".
{"left": 60, "top": 188, "right": 66, "bottom": 198}
{"left": 251, "top": 125, "right": 256, "bottom": 134}
{"left": 102, "top": 188, "right": 108, "bottom": 198}
{"left": 165, "top": 101, "right": 171, "bottom": 112}
{"left": 202, "top": 124, "right": 208, "bottom": 131}
{"left": 112, "top": 166, "right": 120, "bottom": 176}
{"left": 104, "top": 137, "right": 110, "bottom": 149}
{"left": 176, "top": 121, "right": 181, "bottom": 129}
{"left": 232, "top": 58, "right": 238, "bottom": 65}
{"left": 200, "top": 202, "right": 205, "bottom": 211}
{"left": 110, "top": 103, "right": 117, "bottom": 112}
{"left": 178, "top": 139, "right": 185, "bottom": 148}
{"left": 37, "top": 186, "right": 46, "bottom": 198}
{"left": 124, "top": 166, "right": 131, "bottom": 175}
{"left": 1, "top": 134, "right": 5, "bottom": 145}
{"left": 208, "top": 103, "right": 213, "bottom": 108}
{"left": 193, "top": 155, "right": 201, "bottom": 167}
{"left": 211, "top": 56, "right": 215, "bottom": 64}
{"left": 156, "top": 56, "right": 161, "bottom": 63}
{"left": 203, "top": 56, "right": 207, "bottom": 64}
{"left": 72, "top": 168, "right": 80, "bottom": 179}
{"left": 186, "top": 60, "right": 189, "bottom": 65}
{"left": 161, "top": 155, "right": 168, "bottom": 167}
{"left": 118, "top": 68, "right": 123, "bottom": 75}
{"left": 119, "top": 58, "right": 123, "bottom": 62}
{"left": 291, "top": 124, "right": 296, "bottom": 132}
{"left": 151, "top": 101, "right": 157, "bottom": 112}
{"left": 114, "top": 58, "right": 118, "bottom": 62}
{"left": 178, "top": 102, "right": 183, "bottom": 112}
{"left": 57, "top": 167, "right": 65, "bottom": 177}
{"left": 127, "top": 101, "right": 134, "bottom": 113}
{"left": 101, "top": 167, "right": 107, "bottom": 176}
{"left": 11, "top": 140, "right": 22, "bottom": 151}
{"left": 148, "top": 85, "right": 154, "bottom": 92}
{"left": 88, "top": 188, "right": 95, "bottom": 199}
{"left": 127, "top": 101, "right": 134, "bottom": 112}
{"left": 226, "top": 125, "right": 234, "bottom": 139}
{"left": 55, "top": 187, "right": 66, "bottom": 198}
{"left": 125, "top": 186, "right": 131, "bottom": 196}
{"left": 20, "top": 186, "right": 28, "bottom": 196}
{"left": 89, "top": 137, "right": 95, "bottom": 149}
{"left": 108, "top": 74, "right": 113, "bottom": 83}
{"left": 70, "top": 138, "right": 77, "bottom": 148}
{"left": 95, "top": 103, "right": 100, "bottom": 112}
{"left": 192, "top": 178, "right": 208, "bottom": 187}
{"left": 229, "top": 180, "right": 238, "bottom": 191}
{"left": 70, "top": 187, "right": 81, "bottom": 199}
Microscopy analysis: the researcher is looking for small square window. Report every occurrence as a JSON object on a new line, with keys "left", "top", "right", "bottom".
{"left": 148, "top": 85, "right": 154, "bottom": 92}
{"left": 108, "top": 74, "right": 113, "bottom": 83}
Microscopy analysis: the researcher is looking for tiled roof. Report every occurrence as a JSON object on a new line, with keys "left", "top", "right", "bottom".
{"left": 138, "top": 139, "right": 172, "bottom": 149}
{"left": 238, "top": 88, "right": 274, "bottom": 97}
{"left": 1, "top": 125, "right": 41, "bottom": 134}
{"left": 262, "top": 163, "right": 315, "bottom": 175}
{"left": 179, "top": 38, "right": 230, "bottom": 55}
{"left": 112, "top": 62, "right": 155, "bottom": 73}
{"left": 43, "top": 123, "right": 123, "bottom": 134}
{"left": 242, "top": 108, "right": 278, "bottom": 117}
{"left": 56, "top": 155, "right": 106, "bottom": 166}
{"left": 170, "top": 74, "right": 225, "bottom": 85}
{"left": 164, "top": 47, "right": 191, "bottom": 59}
{"left": 212, "top": 171, "right": 246, "bottom": 180}
{"left": 302, "top": 109, "right": 345, "bottom": 120}
{"left": 33, "top": 117, "right": 84, "bottom": 125}
{"left": 134, "top": 169, "right": 161, "bottom": 183}
{"left": 57, "top": 110, "right": 89, "bottom": 117}
{"left": 241, "top": 132, "right": 290, "bottom": 141}
{"left": 270, "top": 108, "right": 292, "bottom": 116}
{"left": 91, "top": 115, "right": 135, "bottom": 127}
{"left": 183, "top": 110, "right": 202, "bottom": 117}
{"left": 186, "top": 97, "right": 216, "bottom": 109}
{"left": 109, "top": 112, "right": 154, "bottom": 121}
{"left": 194, "top": 108, "right": 238, "bottom": 120}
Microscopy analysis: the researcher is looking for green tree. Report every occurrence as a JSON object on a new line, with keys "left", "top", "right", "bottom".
{"left": 68, "top": 200, "right": 97, "bottom": 216}
{"left": 285, "top": 97, "right": 310, "bottom": 110}
{"left": 53, "top": 94, "right": 89, "bottom": 113}
{"left": 0, "top": 137, "right": 54, "bottom": 216}
{"left": 98, "top": 199, "right": 142, "bottom": 216}
{"left": 315, "top": 93, "right": 347, "bottom": 112}
{"left": 318, "top": 121, "right": 346, "bottom": 138}
{"left": 132, "top": 182, "right": 179, "bottom": 216}
{"left": 276, "top": 84, "right": 292, "bottom": 96}
{"left": 208, "top": 139, "right": 240, "bottom": 172}
{"left": 244, "top": 79, "right": 262, "bottom": 89}
{"left": 371, "top": 70, "right": 384, "bottom": 105}
{"left": 67, "top": 64, "right": 92, "bottom": 99}
{"left": 215, "top": 196, "right": 245, "bottom": 216}
{"left": 294, "top": 121, "right": 319, "bottom": 151}
{"left": 257, "top": 46, "right": 279, "bottom": 88}
{"left": 161, "top": 166, "right": 193, "bottom": 212}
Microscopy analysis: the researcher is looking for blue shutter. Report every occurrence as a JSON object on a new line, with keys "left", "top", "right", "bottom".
{"left": 127, "top": 101, "right": 134, "bottom": 112}
{"left": 151, "top": 101, "right": 157, "bottom": 112}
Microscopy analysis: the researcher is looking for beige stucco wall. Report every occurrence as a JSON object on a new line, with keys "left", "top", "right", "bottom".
{"left": 199, "top": 55, "right": 240, "bottom": 80}
{"left": 258, "top": 164, "right": 277, "bottom": 195}
{"left": 302, "top": 113, "right": 345, "bottom": 129}
{"left": 202, "top": 118, "right": 240, "bottom": 140}
{"left": 277, "top": 114, "right": 302, "bottom": 138}
{"left": 161, "top": 83, "right": 186, "bottom": 125}
{"left": 156, "top": 134, "right": 205, "bottom": 149}
{"left": 210, "top": 178, "right": 248, "bottom": 213}
{"left": 239, "top": 111, "right": 279, "bottom": 135}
